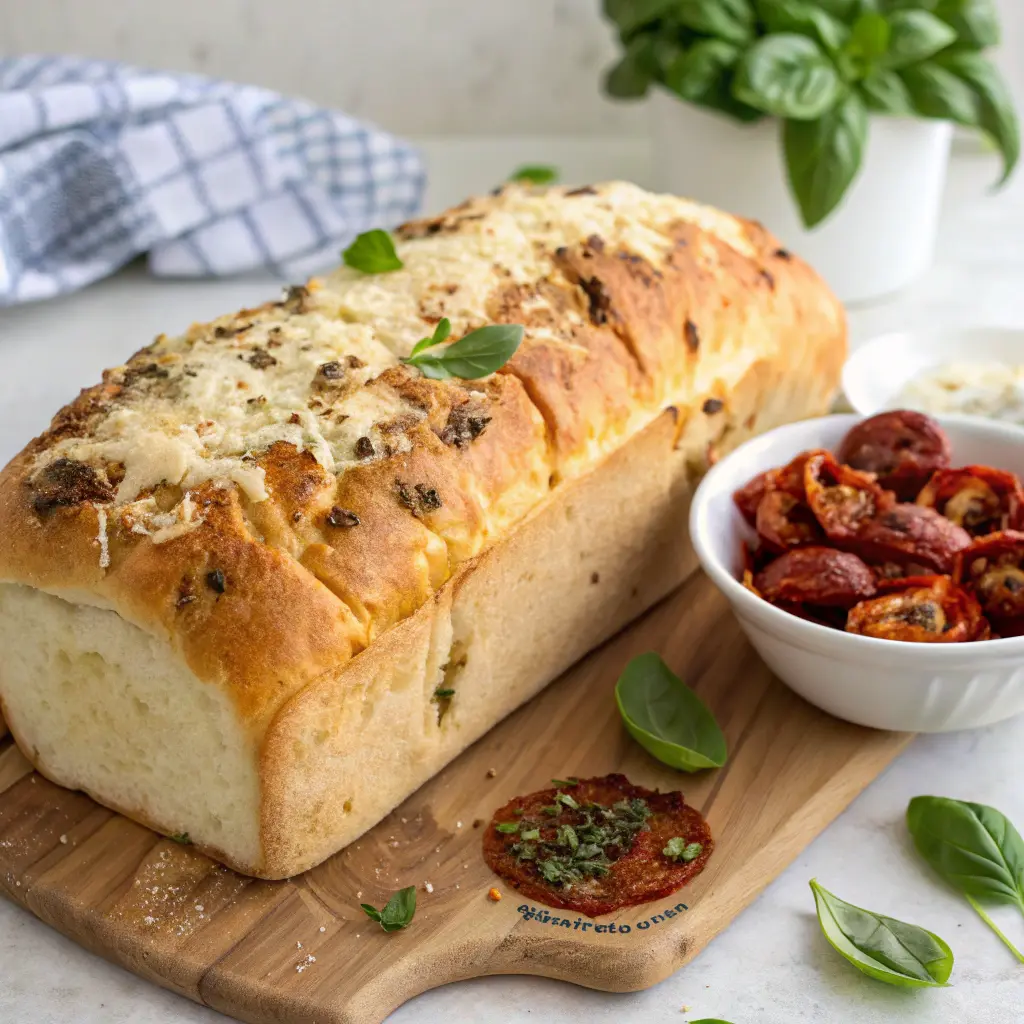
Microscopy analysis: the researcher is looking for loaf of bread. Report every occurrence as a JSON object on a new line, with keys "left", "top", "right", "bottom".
{"left": 0, "top": 183, "right": 845, "bottom": 878}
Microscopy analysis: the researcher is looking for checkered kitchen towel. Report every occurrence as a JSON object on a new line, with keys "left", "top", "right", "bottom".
{"left": 0, "top": 55, "right": 426, "bottom": 305}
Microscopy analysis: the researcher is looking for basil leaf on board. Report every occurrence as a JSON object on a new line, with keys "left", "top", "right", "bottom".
{"left": 615, "top": 652, "right": 727, "bottom": 772}
{"left": 847, "top": 11, "right": 892, "bottom": 63}
{"left": 360, "top": 885, "right": 417, "bottom": 932}
{"left": 674, "top": 0, "right": 757, "bottom": 47}
{"left": 733, "top": 35, "right": 843, "bottom": 120}
{"left": 509, "top": 165, "right": 559, "bottom": 185}
{"left": 881, "top": 10, "right": 957, "bottom": 69}
{"left": 934, "top": 0, "right": 1000, "bottom": 50}
{"left": 859, "top": 67, "right": 914, "bottom": 114}
{"left": 907, "top": 796, "right": 1024, "bottom": 963}
{"left": 755, "top": 0, "right": 850, "bottom": 56}
{"left": 901, "top": 61, "right": 979, "bottom": 124}
{"left": 342, "top": 229, "right": 403, "bottom": 274}
{"left": 810, "top": 880, "right": 954, "bottom": 987}
{"left": 784, "top": 91, "right": 868, "bottom": 228}
{"left": 404, "top": 323, "right": 524, "bottom": 381}
{"left": 937, "top": 52, "right": 1020, "bottom": 184}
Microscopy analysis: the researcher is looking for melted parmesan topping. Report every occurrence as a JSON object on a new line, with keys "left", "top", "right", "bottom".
{"left": 31, "top": 182, "right": 755, "bottom": 525}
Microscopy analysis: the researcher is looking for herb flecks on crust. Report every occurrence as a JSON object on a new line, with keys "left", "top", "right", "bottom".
{"left": 483, "top": 773, "right": 712, "bottom": 917}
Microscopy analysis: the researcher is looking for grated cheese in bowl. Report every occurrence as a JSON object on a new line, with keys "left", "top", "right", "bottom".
{"left": 890, "top": 362, "right": 1024, "bottom": 424}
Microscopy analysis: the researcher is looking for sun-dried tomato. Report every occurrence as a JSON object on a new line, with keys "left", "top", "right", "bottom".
{"left": 734, "top": 470, "right": 773, "bottom": 526}
{"left": 733, "top": 451, "right": 821, "bottom": 525}
{"left": 955, "top": 530, "right": 1024, "bottom": 624}
{"left": 755, "top": 490, "right": 824, "bottom": 552}
{"left": 846, "top": 576, "right": 985, "bottom": 643}
{"left": 837, "top": 410, "right": 951, "bottom": 500}
{"left": 753, "top": 547, "right": 876, "bottom": 609}
{"left": 804, "top": 452, "right": 893, "bottom": 541}
{"left": 917, "top": 465, "right": 1024, "bottom": 536}
{"left": 850, "top": 504, "right": 971, "bottom": 574}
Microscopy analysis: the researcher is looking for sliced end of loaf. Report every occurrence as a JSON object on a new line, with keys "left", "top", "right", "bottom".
{"left": 0, "top": 583, "right": 261, "bottom": 871}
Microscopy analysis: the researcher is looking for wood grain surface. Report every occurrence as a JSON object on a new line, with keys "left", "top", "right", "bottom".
{"left": 0, "top": 571, "right": 912, "bottom": 1024}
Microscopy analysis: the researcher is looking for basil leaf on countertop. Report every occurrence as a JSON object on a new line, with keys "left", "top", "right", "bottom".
{"left": 342, "top": 229, "right": 404, "bottom": 274}
{"left": 907, "top": 795, "right": 1024, "bottom": 962}
{"left": 615, "top": 652, "right": 727, "bottom": 772}
{"left": 360, "top": 885, "right": 417, "bottom": 932}
{"left": 509, "top": 165, "right": 559, "bottom": 185}
{"left": 810, "top": 880, "right": 954, "bottom": 987}
{"left": 403, "top": 323, "right": 524, "bottom": 381}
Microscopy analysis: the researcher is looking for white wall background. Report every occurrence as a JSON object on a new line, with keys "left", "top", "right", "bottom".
{"left": 1, "top": 0, "right": 1021, "bottom": 137}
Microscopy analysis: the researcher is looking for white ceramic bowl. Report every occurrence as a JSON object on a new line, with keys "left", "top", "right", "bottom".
{"left": 690, "top": 414, "right": 1024, "bottom": 733}
{"left": 842, "top": 326, "right": 1024, "bottom": 417}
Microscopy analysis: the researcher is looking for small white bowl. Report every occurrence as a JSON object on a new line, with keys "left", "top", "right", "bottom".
{"left": 842, "top": 326, "right": 1024, "bottom": 417}
{"left": 690, "top": 414, "right": 1024, "bottom": 733}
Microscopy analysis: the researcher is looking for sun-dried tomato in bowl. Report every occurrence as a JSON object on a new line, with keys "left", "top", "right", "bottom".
{"left": 731, "top": 410, "right": 1024, "bottom": 644}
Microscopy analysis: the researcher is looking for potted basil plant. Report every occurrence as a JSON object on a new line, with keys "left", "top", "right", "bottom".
{"left": 603, "top": 0, "right": 1019, "bottom": 304}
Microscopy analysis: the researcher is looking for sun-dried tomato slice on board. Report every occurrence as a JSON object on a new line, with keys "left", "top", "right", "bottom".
{"left": 955, "top": 530, "right": 1024, "bottom": 626}
{"left": 837, "top": 410, "right": 952, "bottom": 500}
{"left": 482, "top": 774, "right": 712, "bottom": 917}
{"left": 849, "top": 503, "right": 972, "bottom": 575}
{"left": 917, "top": 465, "right": 1024, "bottom": 536}
{"left": 846, "top": 576, "right": 986, "bottom": 643}
{"left": 753, "top": 547, "right": 876, "bottom": 609}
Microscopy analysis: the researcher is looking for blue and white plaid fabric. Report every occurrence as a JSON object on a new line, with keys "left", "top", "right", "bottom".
{"left": 0, "top": 55, "right": 426, "bottom": 305}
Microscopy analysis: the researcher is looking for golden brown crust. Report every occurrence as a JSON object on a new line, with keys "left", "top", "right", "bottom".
{"left": 0, "top": 182, "right": 846, "bottom": 875}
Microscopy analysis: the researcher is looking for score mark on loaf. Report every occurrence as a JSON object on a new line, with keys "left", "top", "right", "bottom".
{"left": 0, "top": 182, "right": 845, "bottom": 877}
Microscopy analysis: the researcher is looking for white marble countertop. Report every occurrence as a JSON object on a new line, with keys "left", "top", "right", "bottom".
{"left": 2, "top": 143, "right": 1024, "bottom": 1024}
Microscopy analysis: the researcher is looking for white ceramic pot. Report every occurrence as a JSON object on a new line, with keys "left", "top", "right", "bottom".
{"left": 649, "top": 90, "right": 953, "bottom": 305}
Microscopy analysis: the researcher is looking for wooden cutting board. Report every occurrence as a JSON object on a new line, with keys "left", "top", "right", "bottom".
{"left": 0, "top": 570, "right": 911, "bottom": 1024}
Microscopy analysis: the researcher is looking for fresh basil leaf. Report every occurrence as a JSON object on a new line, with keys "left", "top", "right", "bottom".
{"left": 379, "top": 885, "right": 417, "bottom": 932}
{"left": 859, "top": 67, "right": 914, "bottom": 113}
{"left": 342, "top": 229, "right": 403, "bottom": 274}
{"left": 602, "top": 0, "right": 678, "bottom": 35}
{"left": 907, "top": 797, "right": 1024, "bottom": 907}
{"left": 675, "top": 0, "right": 757, "bottom": 46}
{"left": 934, "top": 0, "right": 1000, "bottom": 50}
{"left": 605, "top": 33, "right": 658, "bottom": 98}
{"left": 615, "top": 652, "right": 727, "bottom": 771}
{"left": 665, "top": 39, "right": 741, "bottom": 101}
{"left": 811, "top": 880, "right": 954, "bottom": 987}
{"left": 937, "top": 52, "right": 1020, "bottom": 184}
{"left": 170, "top": 832, "right": 191, "bottom": 844}
{"left": 360, "top": 903, "right": 382, "bottom": 922}
{"left": 907, "top": 796, "right": 1024, "bottom": 963}
{"left": 901, "top": 60, "right": 979, "bottom": 124}
{"left": 882, "top": 10, "right": 957, "bottom": 68}
{"left": 784, "top": 90, "right": 868, "bottom": 227}
{"left": 815, "top": 0, "right": 858, "bottom": 17}
{"left": 662, "top": 42, "right": 764, "bottom": 123}
{"left": 509, "top": 165, "right": 559, "bottom": 185}
{"left": 848, "top": 11, "right": 893, "bottom": 62}
{"left": 733, "top": 34, "right": 844, "bottom": 120}
{"left": 756, "top": 0, "right": 851, "bottom": 55}
{"left": 409, "top": 318, "right": 451, "bottom": 358}
{"left": 404, "top": 323, "right": 524, "bottom": 381}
